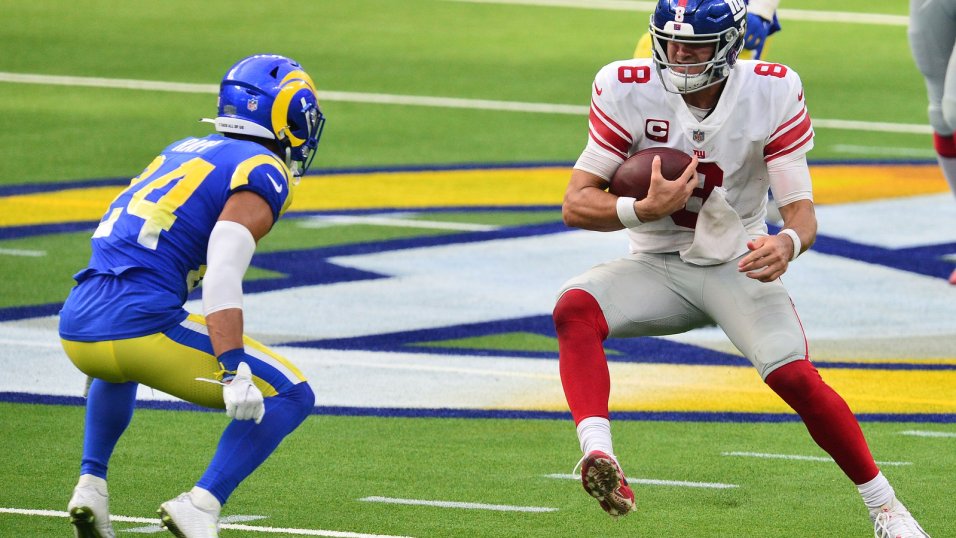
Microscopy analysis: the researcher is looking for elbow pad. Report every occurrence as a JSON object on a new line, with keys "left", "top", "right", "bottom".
{"left": 202, "top": 220, "right": 256, "bottom": 316}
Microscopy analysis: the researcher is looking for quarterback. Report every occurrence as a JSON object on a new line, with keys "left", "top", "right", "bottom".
{"left": 555, "top": 1, "right": 931, "bottom": 536}
{"left": 60, "top": 54, "right": 324, "bottom": 538}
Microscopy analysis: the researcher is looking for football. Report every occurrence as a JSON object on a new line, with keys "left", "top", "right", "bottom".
{"left": 608, "top": 147, "right": 693, "bottom": 200}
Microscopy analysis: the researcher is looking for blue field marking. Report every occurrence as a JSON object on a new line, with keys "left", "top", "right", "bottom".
{"left": 283, "top": 314, "right": 956, "bottom": 371}
{"left": 3, "top": 392, "right": 954, "bottom": 423}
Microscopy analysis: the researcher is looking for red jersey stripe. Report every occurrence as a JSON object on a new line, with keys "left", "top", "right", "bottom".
{"left": 589, "top": 108, "right": 631, "bottom": 155}
{"left": 770, "top": 106, "right": 807, "bottom": 139}
{"left": 591, "top": 102, "right": 632, "bottom": 144}
{"left": 765, "top": 130, "right": 814, "bottom": 162}
{"left": 765, "top": 112, "right": 812, "bottom": 158}
{"left": 588, "top": 127, "right": 628, "bottom": 159}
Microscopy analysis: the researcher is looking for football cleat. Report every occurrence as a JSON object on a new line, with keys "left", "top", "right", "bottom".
{"left": 580, "top": 451, "right": 636, "bottom": 518}
{"left": 68, "top": 476, "right": 115, "bottom": 538}
{"left": 872, "top": 498, "right": 930, "bottom": 538}
{"left": 158, "top": 492, "right": 220, "bottom": 538}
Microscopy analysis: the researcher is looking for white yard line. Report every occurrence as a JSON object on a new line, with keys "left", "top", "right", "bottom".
{"left": 0, "top": 248, "right": 46, "bottom": 257}
{"left": 298, "top": 215, "right": 499, "bottom": 232}
{"left": 0, "top": 507, "right": 413, "bottom": 538}
{"left": 0, "top": 72, "right": 930, "bottom": 135}
{"left": 545, "top": 473, "right": 738, "bottom": 489}
{"left": 831, "top": 144, "right": 937, "bottom": 157}
{"left": 446, "top": 0, "right": 909, "bottom": 25}
{"left": 722, "top": 451, "right": 912, "bottom": 466}
{"left": 899, "top": 430, "right": 956, "bottom": 438}
{"left": 359, "top": 496, "right": 557, "bottom": 512}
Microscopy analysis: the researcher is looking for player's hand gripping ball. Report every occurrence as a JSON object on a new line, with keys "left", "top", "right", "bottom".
{"left": 609, "top": 147, "right": 693, "bottom": 200}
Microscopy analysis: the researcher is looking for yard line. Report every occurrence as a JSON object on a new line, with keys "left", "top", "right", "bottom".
{"left": 831, "top": 144, "right": 936, "bottom": 157}
{"left": 446, "top": 0, "right": 910, "bottom": 25}
{"left": 359, "top": 496, "right": 557, "bottom": 513}
{"left": 0, "top": 72, "right": 929, "bottom": 135}
{"left": 0, "top": 248, "right": 46, "bottom": 257}
{"left": 900, "top": 430, "right": 956, "bottom": 438}
{"left": 298, "top": 215, "right": 499, "bottom": 232}
{"left": 544, "top": 473, "right": 738, "bottom": 489}
{"left": 0, "top": 507, "right": 414, "bottom": 538}
{"left": 722, "top": 451, "right": 912, "bottom": 466}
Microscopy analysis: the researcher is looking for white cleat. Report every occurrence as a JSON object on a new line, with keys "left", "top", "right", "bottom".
{"left": 158, "top": 492, "right": 220, "bottom": 538}
{"left": 68, "top": 475, "right": 115, "bottom": 538}
{"left": 872, "top": 498, "right": 931, "bottom": 538}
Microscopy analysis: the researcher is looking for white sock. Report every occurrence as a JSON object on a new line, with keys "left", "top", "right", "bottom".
{"left": 189, "top": 486, "right": 222, "bottom": 514}
{"left": 937, "top": 154, "right": 956, "bottom": 197}
{"left": 857, "top": 471, "right": 895, "bottom": 512}
{"left": 576, "top": 416, "right": 615, "bottom": 458}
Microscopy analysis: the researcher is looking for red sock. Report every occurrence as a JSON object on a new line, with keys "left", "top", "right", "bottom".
{"left": 554, "top": 289, "right": 611, "bottom": 425}
{"left": 933, "top": 132, "right": 956, "bottom": 158}
{"left": 765, "top": 360, "right": 879, "bottom": 484}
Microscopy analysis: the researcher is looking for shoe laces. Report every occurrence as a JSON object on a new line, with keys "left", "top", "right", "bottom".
{"left": 873, "top": 505, "right": 928, "bottom": 538}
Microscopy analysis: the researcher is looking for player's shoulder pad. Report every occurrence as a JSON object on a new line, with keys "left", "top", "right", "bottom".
{"left": 592, "top": 58, "right": 657, "bottom": 101}
{"left": 222, "top": 139, "right": 292, "bottom": 221}
{"left": 737, "top": 60, "right": 804, "bottom": 100}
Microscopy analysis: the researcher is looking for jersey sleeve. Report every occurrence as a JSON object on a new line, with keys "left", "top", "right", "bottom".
{"left": 227, "top": 153, "right": 293, "bottom": 221}
{"left": 763, "top": 68, "right": 814, "bottom": 163}
{"left": 574, "top": 63, "right": 638, "bottom": 180}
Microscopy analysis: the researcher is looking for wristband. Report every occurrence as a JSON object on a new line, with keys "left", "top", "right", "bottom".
{"left": 778, "top": 228, "right": 801, "bottom": 261}
{"left": 217, "top": 348, "right": 247, "bottom": 371}
{"left": 616, "top": 196, "right": 642, "bottom": 228}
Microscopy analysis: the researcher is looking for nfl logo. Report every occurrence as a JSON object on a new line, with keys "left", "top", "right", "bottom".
{"left": 247, "top": 98, "right": 259, "bottom": 112}
{"left": 693, "top": 129, "right": 705, "bottom": 142}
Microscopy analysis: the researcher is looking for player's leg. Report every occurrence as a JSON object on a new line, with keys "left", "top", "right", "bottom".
{"left": 699, "top": 260, "right": 929, "bottom": 536}
{"left": 910, "top": 0, "right": 956, "bottom": 198}
{"left": 554, "top": 253, "right": 710, "bottom": 517}
{"left": 61, "top": 339, "right": 138, "bottom": 538}
{"left": 107, "top": 315, "right": 315, "bottom": 535}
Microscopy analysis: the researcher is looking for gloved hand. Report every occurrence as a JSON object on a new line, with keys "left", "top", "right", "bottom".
{"left": 744, "top": 12, "right": 773, "bottom": 59}
{"left": 223, "top": 362, "right": 265, "bottom": 424}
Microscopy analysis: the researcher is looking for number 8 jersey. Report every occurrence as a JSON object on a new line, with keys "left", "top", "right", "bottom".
{"left": 59, "top": 134, "right": 293, "bottom": 341}
{"left": 576, "top": 58, "right": 814, "bottom": 255}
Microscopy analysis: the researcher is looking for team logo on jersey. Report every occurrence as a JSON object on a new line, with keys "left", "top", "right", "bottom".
{"left": 693, "top": 129, "right": 705, "bottom": 142}
{"left": 247, "top": 97, "right": 259, "bottom": 112}
{"left": 645, "top": 119, "right": 669, "bottom": 142}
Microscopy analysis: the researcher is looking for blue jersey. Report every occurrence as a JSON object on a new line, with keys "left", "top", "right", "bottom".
{"left": 59, "top": 134, "right": 293, "bottom": 341}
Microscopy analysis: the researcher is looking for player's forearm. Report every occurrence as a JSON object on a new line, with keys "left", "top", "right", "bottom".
{"left": 206, "top": 308, "right": 245, "bottom": 357}
{"left": 777, "top": 199, "right": 816, "bottom": 257}
{"left": 563, "top": 169, "right": 626, "bottom": 231}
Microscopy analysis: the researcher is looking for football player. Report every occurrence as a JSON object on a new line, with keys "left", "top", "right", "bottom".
{"left": 909, "top": 0, "right": 956, "bottom": 284}
{"left": 556, "top": 1, "right": 931, "bottom": 536}
{"left": 60, "top": 54, "right": 325, "bottom": 538}
{"left": 634, "top": 0, "right": 781, "bottom": 60}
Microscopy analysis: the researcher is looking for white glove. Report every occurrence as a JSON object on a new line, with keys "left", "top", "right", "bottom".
{"left": 223, "top": 362, "right": 265, "bottom": 424}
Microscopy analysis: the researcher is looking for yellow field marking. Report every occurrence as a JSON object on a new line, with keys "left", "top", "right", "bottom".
{"left": 510, "top": 362, "right": 956, "bottom": 414}
{"left": 812, "top": 165, "right": 947, "bottom": 204}
{"left": 1, "top": 165, "right": 947, "bottom": 228}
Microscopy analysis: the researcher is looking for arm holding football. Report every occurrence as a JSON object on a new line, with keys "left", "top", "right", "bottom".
{"left": 564, "top": 155, "right": 698, "bottom": 231}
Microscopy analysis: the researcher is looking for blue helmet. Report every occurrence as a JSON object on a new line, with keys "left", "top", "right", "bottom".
{"left": 649, "top": 0, "right": 747, "bottom": 93}
{"left": 207, "top": 54, "right": 326, "bottom": 177}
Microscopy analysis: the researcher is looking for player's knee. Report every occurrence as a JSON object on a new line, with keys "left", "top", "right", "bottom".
{"left": 553, "top": 289, "right": 608, "bottom": 338}
{"left": 280, "top": 381, "right": 315, "bottom": 423}
{"left": 941, "top": 97, "right": 956, "bottom": 134}
{"left": 765, "top": 359, "right": 822, "bottom": 397}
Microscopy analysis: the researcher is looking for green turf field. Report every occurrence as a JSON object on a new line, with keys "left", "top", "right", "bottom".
{"left": 1, "top": 1, "right": 952, "bottom": 537}
{"left": 1, "top": 403, "right": 952, "bottom": 537}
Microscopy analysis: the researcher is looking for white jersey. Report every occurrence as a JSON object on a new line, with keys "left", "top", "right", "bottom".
{"left": 575, "top": 58, "right": 814, "bottom": 255}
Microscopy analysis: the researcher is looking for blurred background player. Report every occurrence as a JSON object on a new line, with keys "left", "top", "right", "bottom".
{"left": 634, "top": 0, "right": 781, "bottom": 60}
{"left": 908, "top": 0, "right": 956, "bottom": 284}
{"left": 555, "top": 1, "right": 931, "bottom": 536}
{"left": 60, "top": 54, "right": 325, "bottom": 538}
